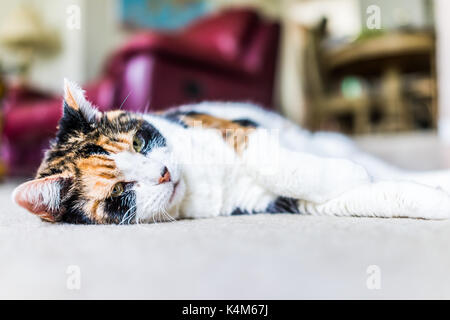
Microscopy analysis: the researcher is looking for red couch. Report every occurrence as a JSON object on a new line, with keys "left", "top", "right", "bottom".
{"left": 2, "top": 8, "right": 280, "bottom": 176}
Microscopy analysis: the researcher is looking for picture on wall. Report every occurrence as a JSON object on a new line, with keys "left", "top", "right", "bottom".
{"left": 119, "top": 0, "right": 211, "bottom": 30}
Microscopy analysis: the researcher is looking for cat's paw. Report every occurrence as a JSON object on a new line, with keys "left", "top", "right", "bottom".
{"left": 313, "top": 158, "right": 371, "bottom": 203}
{"left": 407, "top": 184, "right": 450, "bottom": 219}
{"left": 368, "top": 181, "right": 450, "bottom": 219}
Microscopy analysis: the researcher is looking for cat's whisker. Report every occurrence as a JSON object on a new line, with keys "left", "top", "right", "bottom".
{"left": 119, "top": 213, "right": 128, "bottom": 225}
{"left": 158, "top": 195, "right": 172, "bottom": 223}
{"left": 119, "top": 196, "right": 137, "bottom": 225}
{"left": 140, "top": 195, "right": 159, "bottom": 225}
{"left": 161, "top": 207, "right": 176, "bottom": 223}
{"left": 120, "top": 205, "right": 135, "bottom": 225}
{"left": 152, "top": 193, "right": 169, "bottom": 224}
{"left": 143, "top": 100, "right": 150, "bottom": 114}
{"left": 126, "top": 209, "right": 136, "bottom": 225}
{"left": 119, "top": 91, "right": 132, "bottom": 110}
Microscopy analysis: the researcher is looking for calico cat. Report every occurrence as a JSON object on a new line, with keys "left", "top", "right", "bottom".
{"left": 12, "top": 79, "right": 450, "bottom": 224}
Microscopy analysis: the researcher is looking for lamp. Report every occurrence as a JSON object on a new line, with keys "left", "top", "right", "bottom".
{"left": 0, "top": 4, "right": 60, "bottom": 83}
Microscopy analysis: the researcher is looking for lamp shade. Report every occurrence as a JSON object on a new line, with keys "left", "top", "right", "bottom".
{"left": 0, "top": 5, "right": 58, "bottom": 53}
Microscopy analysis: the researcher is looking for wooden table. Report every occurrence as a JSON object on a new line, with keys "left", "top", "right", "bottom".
{"left": 324, "top": 32, "right": 435, "bottom": 131}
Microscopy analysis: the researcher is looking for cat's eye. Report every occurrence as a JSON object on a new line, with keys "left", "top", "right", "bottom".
{"left": 133, "top": 135, "right": 144, "bottom": 153}
{"left": 111, "top": 182, "right": 124, "bottom": 197}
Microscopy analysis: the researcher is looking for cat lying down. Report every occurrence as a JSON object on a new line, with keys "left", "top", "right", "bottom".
{"left": 12, "top": 79, "right": 450, "bottom": 224}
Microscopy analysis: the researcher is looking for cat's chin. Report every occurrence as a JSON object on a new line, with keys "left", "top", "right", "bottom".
{"left": 133, "top": 178, "right": 185, "bottom": 224}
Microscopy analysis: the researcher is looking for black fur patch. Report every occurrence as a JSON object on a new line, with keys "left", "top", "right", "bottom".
{"left": 162, "top": 110, "right": 205, "bottom": 128}
{"left": 231, "top": 118, "right": 259, "bottom": 127}
{"left": 62, "top": 207, "right": 95, "bottom": 224}
{"left": 77, "top": 143, "right": 109, "bottom": 157}
{"left": 61, "top": 186, "right": 95, "bottom": 224}
{"left": 230, "top": 197, "right": 301, "bottom": 216}
{"left": 136, "top": 121, "right": 167, "bottom": 154}
{"left": 103, "top": 189, "right": 137, "bottom": 224}
{"left": 266, "top": 197, "right": 300, "bottom": 214}
{"left": 58, "top": 101, "right": 95, "bottom": 143}
{"left": 231, "top": 207, "right": 250, "bottom": 215}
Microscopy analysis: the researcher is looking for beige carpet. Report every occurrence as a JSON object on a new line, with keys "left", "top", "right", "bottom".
{"left": 1, "top": 131, "right": 450, "bottom": 299}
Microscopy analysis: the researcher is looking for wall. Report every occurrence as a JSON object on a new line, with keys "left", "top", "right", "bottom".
{"left": 435, "top": 0, "right": 450, "bottom": 143}
{"left": 359, "top": 0, "right": 434, "bottom": 30}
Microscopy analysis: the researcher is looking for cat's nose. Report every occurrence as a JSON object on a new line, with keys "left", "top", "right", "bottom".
{"left": 158, "top": 166, "right": 171, "bottom": 184}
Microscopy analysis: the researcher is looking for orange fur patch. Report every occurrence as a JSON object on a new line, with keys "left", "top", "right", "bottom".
{"left": 181, "top": 114, "right": 256, "bottom": 154}
{"left": 65, "top": 87, "right": 79, "bottom": 111}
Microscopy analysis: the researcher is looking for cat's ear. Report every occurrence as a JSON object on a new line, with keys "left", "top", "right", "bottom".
{"left": 12, "top": 175, "right": 72, "bottom": 222}
{"left": 63, "top": 78, "right": 100, "bottom": 123}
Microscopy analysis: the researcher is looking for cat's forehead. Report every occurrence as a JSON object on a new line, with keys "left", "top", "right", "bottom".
{"left": 97, "top": 110, "right": 142, "bottom": 134}
{"left": 37, "top": 111, "right": 140, "bottom": 174}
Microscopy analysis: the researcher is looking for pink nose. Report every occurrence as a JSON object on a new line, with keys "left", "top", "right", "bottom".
{"left": 158, "top": 167, "right": 171, "bottom": 184}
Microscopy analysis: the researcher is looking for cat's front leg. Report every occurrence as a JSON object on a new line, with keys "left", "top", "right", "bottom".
{"left": 242, "top": 130, "right": 372, "bottom": 203}
{"left": 298, "top": 180, "right": 450, "bottom": 219}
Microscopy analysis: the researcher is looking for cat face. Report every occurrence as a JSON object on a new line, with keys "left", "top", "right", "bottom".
{"left": 12, "top": 79, "right": 185, "bottom": 224}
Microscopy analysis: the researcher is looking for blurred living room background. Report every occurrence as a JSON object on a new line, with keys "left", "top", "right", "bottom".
{"left": 0, "top": 0, "right": 448, "bottom": 177}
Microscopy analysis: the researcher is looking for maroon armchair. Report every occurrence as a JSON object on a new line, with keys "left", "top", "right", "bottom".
{"left": 2, "top": 8, "right": 280, "bottom": 176}
{"left": 2, "top": 86, "right": 62, "bottom": 176}
{"left": 88, "top": 8, "right": 280, "bottom": 112}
